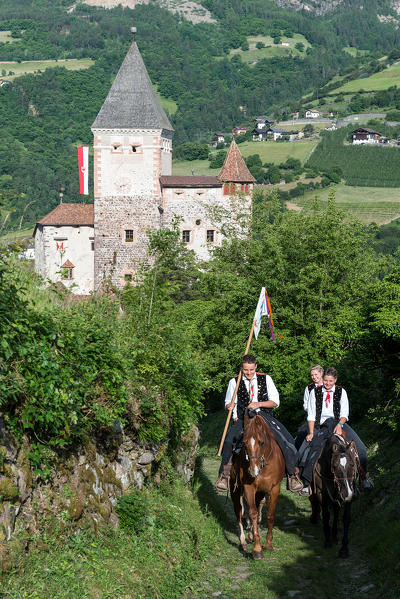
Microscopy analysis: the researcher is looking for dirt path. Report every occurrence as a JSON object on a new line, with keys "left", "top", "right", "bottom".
{"left": 188, "top": 442, "right": 378, "bottom": 599}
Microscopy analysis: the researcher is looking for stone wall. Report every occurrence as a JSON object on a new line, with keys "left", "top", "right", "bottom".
{"left": 0, "top": 416, "right": 199, "bottom": 549}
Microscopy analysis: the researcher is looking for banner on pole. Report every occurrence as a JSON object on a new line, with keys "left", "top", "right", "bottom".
{"left": 253, "top": 287, "right": 283, "bottom": 342}
{"left": 254, "top": 287, "right": 268, "bottom": 340}
{"left": 78, "top": 146, "right": 88, "bottom": 195}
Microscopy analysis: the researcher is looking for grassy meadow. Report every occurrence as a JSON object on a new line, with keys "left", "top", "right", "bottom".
{"left": 0, "top": 58, "right": 94, "bottom": 80}
{"left": 331, "top": 63, "right": 400, "bottom": 94}
{"left": 224, "top": 34, "right": 311, "bottom": 63}
{"left": 172, "top": 141, "right": 318, "bottom": 175}
{"left": 288, "top": 183, "right": 400, "bottom": 224}
{"left": 0, "top": 30, "right": 18, "bottom": 43}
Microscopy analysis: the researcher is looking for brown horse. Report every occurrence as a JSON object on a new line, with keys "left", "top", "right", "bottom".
{"left": 230, "top": 411, "right": 285, "bottom": 559}
{"left": 310, "top": 433, "right": 359, "bottom": 558}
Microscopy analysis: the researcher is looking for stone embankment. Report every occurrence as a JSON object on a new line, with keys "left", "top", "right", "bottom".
{"left": 0, "top": 415, "right": 198, "bottom": 547}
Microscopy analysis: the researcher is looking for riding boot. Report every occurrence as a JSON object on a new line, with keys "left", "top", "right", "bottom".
{"left": 215, "top": 459, "right": 232, "bottom": 492}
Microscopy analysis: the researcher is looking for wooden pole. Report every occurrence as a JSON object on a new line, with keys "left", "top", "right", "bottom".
{"left": 217, "top": 319, "right": 256, "bottom": 456}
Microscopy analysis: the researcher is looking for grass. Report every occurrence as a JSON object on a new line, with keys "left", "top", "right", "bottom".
{"left": 235, "top": 140, "right": 317, "bottom": 165}
{"left": 0, "top": 227, "right": 33, "bottom": 242}
{"left": 331, "top": 63, "right": 400, "bottom": 94}
{"left": 172, "top": 141, "right": 317, "bottom": 175}
{"left": 222, "top": 34, "right": 310, "bottom": 64}
{"left": 172, "top": 158, "right": 220, "bottom": 176}
{"left": 342, "top": 47, "right": 370, "bottom": 57}
{"left": 0, "top": 59, "right": 94, "bottom": 80}
{"left": 0, "top": 31, "right": 18, "bottom": 43}
{"left": 154, "top": 84, "right": 178, "bottom": 115}
{"left": 289, "top": 183, "right": 400, "bottom": 224}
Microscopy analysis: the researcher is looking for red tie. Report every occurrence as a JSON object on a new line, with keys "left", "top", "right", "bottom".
{"left": 325, "top": 391, "right": 331, "bottom": 408}
{"left": 250, "top": 382, "right": 254, "bottom": 400}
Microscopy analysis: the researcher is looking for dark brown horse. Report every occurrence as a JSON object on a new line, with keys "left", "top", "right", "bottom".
{"left": 230, "top": 411, "right": 285, "bottom": 559}
{"left": 310, "top": 433, "right": 359, "bottom": 558}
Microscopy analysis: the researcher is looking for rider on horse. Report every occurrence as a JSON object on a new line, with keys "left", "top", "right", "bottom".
{"left": 297, "top": 366, "right": 373, "bottom": 495}
{"left": 215, "top": 354, "right": 303, "bottom": 493}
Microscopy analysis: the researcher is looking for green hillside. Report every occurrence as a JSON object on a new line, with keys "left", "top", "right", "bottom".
{"left": 2, "top": 0, "right": 400, "bottom": 229}
{"left": 307, "top": 126, "right": 400, "bottom": 187}
{"left": 331, "top": 63, "right": 400, "bottom": 94}
{"left": 289, "top": 183, "right": 400, "bottom": 225}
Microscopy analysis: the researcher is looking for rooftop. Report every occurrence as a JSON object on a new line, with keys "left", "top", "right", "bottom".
{"left": 218, "top": 140, "right": 256, "bottom": 183}
{"left": 92, "top": 39, "right": 173, "bottom": 134}
{"left": 36, "top": 203, "right": 94, "bottom": 227}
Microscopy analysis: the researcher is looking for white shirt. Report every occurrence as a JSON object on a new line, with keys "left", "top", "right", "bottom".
{"left": 303, "top": 384, "right": 316, "bottom": 411}
{"left": 225, "top": 373, "right": 280, "bottom": 419}
{"left": 307, "top": 384, "right": 349, "bottom": 424}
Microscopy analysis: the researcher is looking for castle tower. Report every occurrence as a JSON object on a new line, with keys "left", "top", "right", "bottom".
{"left": 91, "top": 29, "right": 174, "bottom": 288}
{"left": 218, "top": 140, "right": 256, "bottom": 195}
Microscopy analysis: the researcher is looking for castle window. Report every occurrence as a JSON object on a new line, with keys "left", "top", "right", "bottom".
{"left": 61, "top": 260, "right": 74, "bottom": 280}
{"left": 91, "top": 241, "right": 95, "bottom": 251}
{"left": 182, "top": 230, "right": 191, "bottom": 243}
{"left": 124, "top": 273, "right": 133, "bottom": 282}
{"left": 195, "top": 219, "right": 201, "bottom": 226}
{"left": 206, "top": 230, "right": 215, "bottom": 243}
{"left": 125, "top": 229, "right": 134, "bottom": 243}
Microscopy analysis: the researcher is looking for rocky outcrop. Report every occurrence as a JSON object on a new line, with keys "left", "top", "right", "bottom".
{"left": 0, "top": 417, "right": 199, "bottom": 549}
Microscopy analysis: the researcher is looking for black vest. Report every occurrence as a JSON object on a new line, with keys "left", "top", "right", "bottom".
{"left": 235, "top": 373, "right": 273, "bottom": 421}
{"left": 314, "top": 385, "right": 342, "bottom": 429}
{"left": 307, "top": 382, "right": 316, "bottom": 392}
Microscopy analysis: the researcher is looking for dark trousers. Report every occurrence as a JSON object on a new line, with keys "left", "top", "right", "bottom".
{"left": 219, "top": 413, "right": 298, "bottom": 476}
{"left": 295, "top": 421, "right": 308, "bottom": 450}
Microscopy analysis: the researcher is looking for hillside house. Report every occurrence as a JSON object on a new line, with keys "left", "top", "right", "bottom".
{"left": 254, "top": 116, "right": 274, "bottom": 129}
{"left": 352, "top": 128, "right": 384, "bottom": 145}
{"left": 267, "top": 128, "right": 291, "bottom": 141}
{"left": 210, "top": 132, "right": 229, "bottom": 147}
{"left": 252, "top": 126, "right": 268, "bottom": 141}
{"left": 232, "top": 126, "right": 247, "bottom": 136}
{"left": 305, "top": 109, "right": 321, "bottom": 119}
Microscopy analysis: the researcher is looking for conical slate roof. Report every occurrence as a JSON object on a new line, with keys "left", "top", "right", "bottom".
{"left": 92, "top": 41, "right": 173, "bottom": 133}
{"left": 218, "top": 141, "right": 255, "bottom": 183}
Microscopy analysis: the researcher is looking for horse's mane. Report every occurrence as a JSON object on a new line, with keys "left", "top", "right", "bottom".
{"left": 243, "top": 414, "right": 272, "bottom": 443}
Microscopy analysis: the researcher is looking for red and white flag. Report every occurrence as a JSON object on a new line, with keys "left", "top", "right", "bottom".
{"left": 77, "top": 146, "right": 88, "bottom": 195}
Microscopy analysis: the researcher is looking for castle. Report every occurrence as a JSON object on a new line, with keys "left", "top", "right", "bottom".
{"left": 34, "top": 31, "right": 255, "bottom": 294}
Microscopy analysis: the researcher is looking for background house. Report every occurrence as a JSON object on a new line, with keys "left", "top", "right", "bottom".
{"left": 352, "top": 127, "right": 384, "bottom": 145}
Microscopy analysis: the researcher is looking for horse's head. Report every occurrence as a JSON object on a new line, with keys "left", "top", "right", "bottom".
{"left": 329, "top": 435, "right": 359, "bottom": 503}
{"left": 242, "top": 413, "right": 271, "bottom": 478}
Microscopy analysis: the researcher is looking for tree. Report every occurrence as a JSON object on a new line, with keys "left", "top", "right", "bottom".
{"left": 295, "top": 42, "right": 305, "bottom": 52}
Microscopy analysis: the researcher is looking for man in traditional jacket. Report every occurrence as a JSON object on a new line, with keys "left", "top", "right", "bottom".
{"left": 215, "top": 354, "right": 303, "bottom": 493}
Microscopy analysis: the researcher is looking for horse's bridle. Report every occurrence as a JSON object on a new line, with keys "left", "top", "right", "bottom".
{"left": 243, "top": 429, "right": 273, "bottom": 475}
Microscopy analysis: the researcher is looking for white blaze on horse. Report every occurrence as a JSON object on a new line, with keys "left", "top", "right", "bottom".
{"left": 230, "top": 411, "right": 285, "bottom": 560}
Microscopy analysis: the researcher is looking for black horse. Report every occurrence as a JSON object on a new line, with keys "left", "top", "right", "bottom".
{"left": 310, "top": 433, "right": 359, "bottom": 558}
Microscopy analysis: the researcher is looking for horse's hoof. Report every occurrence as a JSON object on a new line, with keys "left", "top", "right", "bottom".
{"left": 339, "top": 547, "right": 349, "bottom": 559}
{"left": 265, "top": 545, "right": 274, "bottom": 552}
{"left": 240, "top": 544, "right": 248, "bottom": 554}
{"left": 253, "top": 550, "right": 264, "bottom": 560}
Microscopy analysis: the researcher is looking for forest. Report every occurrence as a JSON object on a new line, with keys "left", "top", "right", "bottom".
{"left": 2, "top": 0, "right": 400, "bottom": 228}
